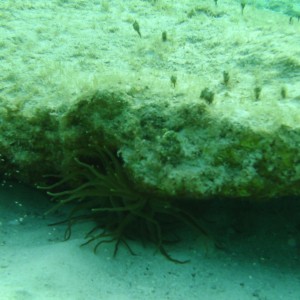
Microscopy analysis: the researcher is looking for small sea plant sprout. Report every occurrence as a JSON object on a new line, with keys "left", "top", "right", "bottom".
{"left": 101, "top": 1, "right": 110, "bottom": 12}
{"left": 288, "top": 15, "right": 300, "bottom": 24}
{"left": 241, "top": 0, "right": 246, "bottom": 15}
{"left": 200, "top": 88, "right": 214, "bottom": 104}
{"left": 281, "top": 87, "right": 287, "bottom": 99}
{"left": 187, "top": 9, "right": 196, "bottom": 18}
{"left": 223, "top": 71, "right": 230, "bottom": 86}
{"left": 162, "top": 31, "right": 167, "bottom": 42}
{"left": 254, "top": 86, "right": 261, "bottom": 100}
{"left": 214, "top": 0, "right": 218, "bottom": 6}
{"left": 133, "top": 20, "right": 141, "bottom": 37}
{"left": 170, "top": 75, "right": 177, "bottom": 88}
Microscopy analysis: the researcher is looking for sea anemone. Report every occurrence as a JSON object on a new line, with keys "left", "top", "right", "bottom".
{"left": 39, "top": 146, "right": 208, "bottom": 263}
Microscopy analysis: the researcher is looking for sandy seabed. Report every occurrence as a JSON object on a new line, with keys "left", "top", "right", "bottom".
{"left": 1, "top": 183, "right": 300, "bottom": 300}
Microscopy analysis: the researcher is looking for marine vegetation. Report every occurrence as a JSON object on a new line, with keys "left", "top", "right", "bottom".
{"left": 200, "top": 88, "right": 214, "bottom": 104}
{"left": 132, "top": 20, "right": 141, "bottom": 38}
{"left": 39, "top": 146, "right": 208, "bottom": 263}
{"left": 162, "top": 31, "right": 167, "bottom": 42}
{"left": 254, "top": 86, "right": 262, "bottom": 100}
{"left": 240, "top": 0, "right": 246, "bottom": 15}
{"left": 223, "top": 71, "right": 230, "bottom": 86}
{"left": 170, "top": 75, "right": 177, "bottom": 88}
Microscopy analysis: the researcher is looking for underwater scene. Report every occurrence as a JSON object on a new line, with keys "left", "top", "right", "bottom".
{"left": 1, "top": 0, "right": 300, "bottom": 299}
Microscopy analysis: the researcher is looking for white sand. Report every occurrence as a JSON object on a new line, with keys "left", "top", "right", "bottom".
{"left": 1, "top": 183, "right": 300, "bottom": 300}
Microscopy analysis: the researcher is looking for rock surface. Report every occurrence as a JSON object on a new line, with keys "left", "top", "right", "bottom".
{"left": 1, "top": 0, "right": 300, "bottom": 199}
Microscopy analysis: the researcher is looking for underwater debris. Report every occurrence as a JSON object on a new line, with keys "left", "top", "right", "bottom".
{"left": 39, "top": 147, "right": 208, "bottom": 263}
